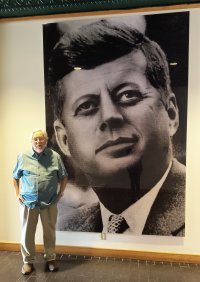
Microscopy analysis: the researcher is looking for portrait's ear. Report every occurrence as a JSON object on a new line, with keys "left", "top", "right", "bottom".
{"left": 167, "top": 93, "right": 179, "bottom": 137}
{"left": 54, "top": 119, "right": 71, "bottom": 156}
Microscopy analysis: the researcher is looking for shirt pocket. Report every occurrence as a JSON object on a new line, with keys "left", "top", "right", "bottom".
{"left": 23, "top": 169, "right": 37, "bottom": 176}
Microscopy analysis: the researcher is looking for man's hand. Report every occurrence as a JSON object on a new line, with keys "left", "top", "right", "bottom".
{"left": 57, "top": 191, "right": 64, "bottom": 201}
{"left": 17, "top": 194, "right": 24, "bottom": 203}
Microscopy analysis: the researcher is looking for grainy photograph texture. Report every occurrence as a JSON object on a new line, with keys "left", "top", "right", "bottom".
{"left": 43, "top": 11, "right": 188, "bottom": 236}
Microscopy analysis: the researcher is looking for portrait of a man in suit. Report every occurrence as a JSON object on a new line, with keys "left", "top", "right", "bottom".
{"left": 43, "top": 12, "right": 188, "bottom": 236}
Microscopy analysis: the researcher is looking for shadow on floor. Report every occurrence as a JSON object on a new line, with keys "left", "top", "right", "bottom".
{"left": 0, "top": 251, "right": 199, "bottom": 282}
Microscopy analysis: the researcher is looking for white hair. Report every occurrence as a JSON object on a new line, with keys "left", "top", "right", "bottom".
{"left": 29, "top": 128, "right": 48, "bottom": 141}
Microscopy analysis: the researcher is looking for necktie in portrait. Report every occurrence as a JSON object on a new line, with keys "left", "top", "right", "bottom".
{"left": 107, "top": 214, "right": 129, "bottom": 233}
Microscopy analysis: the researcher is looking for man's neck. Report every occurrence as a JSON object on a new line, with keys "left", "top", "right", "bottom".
{"left": 33, "top": 148, "right": 45, "bottom": 157}
{"left": 92, "top": 158, "right": 172, "bottom": 214}
{"left": 94, "top": 187, "right": 137, "bottom": 214}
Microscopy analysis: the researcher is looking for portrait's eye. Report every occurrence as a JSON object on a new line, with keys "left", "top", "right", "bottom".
{"left": 75, "top": 99, "right": 99, "bottom": 116}
{"left": 115, "top": 90, "right": 143, "bottom": 105}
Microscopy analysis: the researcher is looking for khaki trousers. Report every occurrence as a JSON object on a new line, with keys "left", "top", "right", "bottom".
{"left": 20, "top": 203, "right": 57, "bottom": 263}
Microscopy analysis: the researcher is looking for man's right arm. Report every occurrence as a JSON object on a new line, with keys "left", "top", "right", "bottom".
{"left": 13, "top": 178, "right": 24, "bottom": 203}
{"left": 13, "top": 153, "right": 25, "bottom": 203}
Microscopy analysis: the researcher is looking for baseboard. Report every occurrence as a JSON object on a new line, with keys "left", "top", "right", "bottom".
{"left": 0, "top": 242, "right": 200, "bottom": 264}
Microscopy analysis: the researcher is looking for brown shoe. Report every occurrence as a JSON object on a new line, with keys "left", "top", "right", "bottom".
{"left": 46, "top": 260, "right": 58, "bottom": 272}
{"left": 21, "top": 263, "right": 34, "bottom": 275}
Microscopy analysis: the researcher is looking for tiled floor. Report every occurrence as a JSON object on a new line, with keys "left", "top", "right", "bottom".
{"left": 0, "top": 251, "right": 199, "bottom": 282}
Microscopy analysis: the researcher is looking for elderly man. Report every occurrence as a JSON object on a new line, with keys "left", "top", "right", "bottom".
{"left": 47, "top": 19, "right": 185, "bottom": 236}
{"left": 13, "top": 129, "right": 68, "bottom": 275}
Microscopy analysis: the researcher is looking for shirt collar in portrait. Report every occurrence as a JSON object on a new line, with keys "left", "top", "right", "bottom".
{"left": 100, "top": 161, "right": 172, "bottom": 235}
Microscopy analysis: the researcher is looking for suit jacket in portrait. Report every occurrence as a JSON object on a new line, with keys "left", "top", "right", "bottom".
{"left": 57, "top": 158, "right": 185, "bottom": 236}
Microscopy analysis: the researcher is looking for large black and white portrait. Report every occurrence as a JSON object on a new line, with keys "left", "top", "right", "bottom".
{"left": 43, "top": 11, "right": 188, "bottom": 236}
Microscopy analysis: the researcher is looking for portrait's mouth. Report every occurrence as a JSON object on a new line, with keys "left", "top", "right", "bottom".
{"left": 95, "top": 136, "right": 139, "bottom": 157}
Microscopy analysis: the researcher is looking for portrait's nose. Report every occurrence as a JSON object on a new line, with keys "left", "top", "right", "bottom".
{"left": 99, "top": 90, "right": 124, "bottom": 131}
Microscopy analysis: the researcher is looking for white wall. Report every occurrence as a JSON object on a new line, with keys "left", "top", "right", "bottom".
{"left": 1, "top": 9, "right": 200, "bottom": 255}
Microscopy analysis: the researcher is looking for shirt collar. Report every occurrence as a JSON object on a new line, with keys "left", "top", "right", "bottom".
{"left": 100, "top": 161, "right": 172, "bottom": 235}
{"left": 31, "top": 147, "right": 47, "bottom": 157}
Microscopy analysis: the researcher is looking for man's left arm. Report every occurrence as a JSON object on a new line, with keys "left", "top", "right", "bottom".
{"left": 57, "top": 176, "right": 68, "bottom": 199}
{"left": 57, "top": 153, "right": 68, "bottom": 199}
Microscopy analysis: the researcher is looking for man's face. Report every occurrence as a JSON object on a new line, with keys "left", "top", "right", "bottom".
{"left": 32, "top": 131, "right": 47, "bottom": 154}
{"left": 56, "top": 50, "right": 178, "bottom": 183}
